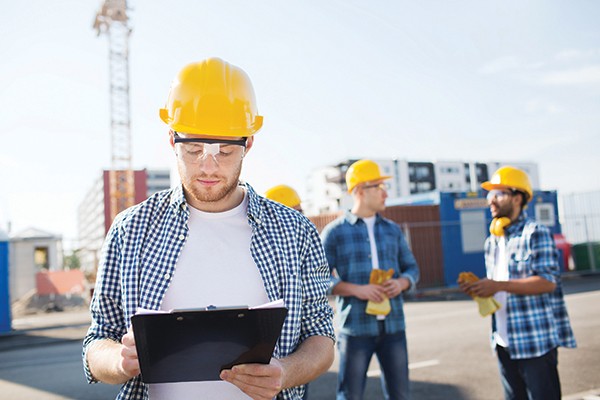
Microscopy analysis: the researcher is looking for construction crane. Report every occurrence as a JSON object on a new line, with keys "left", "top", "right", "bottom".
{"left": 93, "top": 0, "right": 135, "bottom": 221}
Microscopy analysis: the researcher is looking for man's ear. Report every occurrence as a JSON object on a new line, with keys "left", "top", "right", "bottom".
{"left": 245, "top": 136, "right": 255, "bottom": 153}
{"left": 168, "top": 130, "right": 175, "bottom": 148}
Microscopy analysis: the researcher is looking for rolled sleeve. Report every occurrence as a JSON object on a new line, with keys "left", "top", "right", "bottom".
{"left": 530, "top": 226, "right": 560, "bottom": 284}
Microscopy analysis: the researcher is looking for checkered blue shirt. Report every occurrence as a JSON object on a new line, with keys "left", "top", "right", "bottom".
{"left": 321, "top": 211, "right": 420, "bottom": 336}
{"left": 82, "top": 183, "right": 335, "bottom": 400}
{"left": 485, "top": 212, "right": 577, "bottom": 359}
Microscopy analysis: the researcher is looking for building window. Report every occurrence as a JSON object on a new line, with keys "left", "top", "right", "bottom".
{"left": 34, "top": 247, "right": 49, "bottom": 270}
{"left": 408, "top": 162, "right": 435, "bottom": 194}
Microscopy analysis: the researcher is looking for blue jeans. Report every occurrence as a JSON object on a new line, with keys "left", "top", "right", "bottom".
{"left": 496, "top": 346, "right": 561, "bottom": 400}
{"left": 337, "top": 324, "right": 409, "bottom": 400}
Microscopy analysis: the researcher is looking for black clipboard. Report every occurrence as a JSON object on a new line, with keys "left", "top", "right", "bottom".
{"left": 131, "top": 306, "right": 288, "bottom": 384}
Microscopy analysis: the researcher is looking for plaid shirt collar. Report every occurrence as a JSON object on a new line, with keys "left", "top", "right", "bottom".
{"left": 504, "top": 211, "right": 527, "bottom": 237}
{"left": 344, "top": 210, "right": 382, "bottom": 225}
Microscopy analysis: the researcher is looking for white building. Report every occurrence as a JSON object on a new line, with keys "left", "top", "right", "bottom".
{"left": 561, "top": 190, "right": 600, "bottom": 244}
{"left": 304, "top": 159, "right": 539, "bottom": 216}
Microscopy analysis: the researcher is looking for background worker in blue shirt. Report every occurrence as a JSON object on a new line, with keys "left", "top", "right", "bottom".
{"left": 321, "top": 159, "right": 420, "bottom": 400}
{"left": 83, "top": 57, "right": 335, "bottom": 400}
{"left": 459, "top": 166, "right": 576, "bottom": 400}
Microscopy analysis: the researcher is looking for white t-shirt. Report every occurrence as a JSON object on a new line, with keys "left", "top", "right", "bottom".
{"left": 363, "top": 216, "right": 380, "bottom": 270}
{"left": 492, "top": 236, "right": 509, "bottom": 348}
{"left": 149, "top": 193, "right": 269, "bottom": 399}
{"left": 364, "top": 216, "right": 386, "bottom": 320}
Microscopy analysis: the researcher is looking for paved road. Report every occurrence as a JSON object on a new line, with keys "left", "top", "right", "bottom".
{"left": 1, "top": 273, "right": 599, "bottom": 399}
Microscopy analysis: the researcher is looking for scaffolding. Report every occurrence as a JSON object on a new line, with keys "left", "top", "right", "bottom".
{"left": 93, "top": 0, "right": 134, "bottom": 221}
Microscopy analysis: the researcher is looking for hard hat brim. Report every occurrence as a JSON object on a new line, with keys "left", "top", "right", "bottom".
{"left": 348, "top": 175, "right": 392, "bottom": 193}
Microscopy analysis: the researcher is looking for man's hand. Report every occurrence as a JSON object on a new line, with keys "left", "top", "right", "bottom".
{"left": 461, "top": 278, "right": 500, "bottom": 298}
{"left": 119, "top": 328, "right": 141, "bottom": 379}
{"left": 220, "top": 358, "right": 285, "bottom": 400}
{"left": 87, "top": 327, "right": 141, "bottom": 385}
{"left": 354, "top": 284, "right": 387, "bottom": 302}
{"left": 382, "top": 278, "right": 410, "bottom": 299}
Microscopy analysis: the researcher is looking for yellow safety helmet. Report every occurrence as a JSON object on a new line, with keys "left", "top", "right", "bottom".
{"left": 346, "top": 159, "right": 391, "bottom": 193}
{"left": 265, "top": 185, "right": 302, "bottom": 209}
{"left": 481, "top": 166, "right": 533, "bottom": 202}
{"left": 159, "top": 57, "right": 263, "bottom": 137}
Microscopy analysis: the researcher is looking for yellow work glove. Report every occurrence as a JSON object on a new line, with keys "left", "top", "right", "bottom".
{"left": 458, "top": 271, "right": 501, "bottom": 317}
{"left": 473, "top": 296, "right": 501, "bottom": 317}
{"left": 366, "top": 269, "right": 395, "bottom": 316}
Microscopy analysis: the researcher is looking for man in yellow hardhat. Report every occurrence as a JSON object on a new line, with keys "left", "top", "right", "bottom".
{"left": 83, "top": 57, "right": 335, "bottom": 400}
{"left": 321, "top": 159, "right": 420, "bottom": 400}
{"left": 265, "top": 185, "right": 303, "bottom": 213}
{"left": 459, "top": 166, "right": 576, "bottom": 400}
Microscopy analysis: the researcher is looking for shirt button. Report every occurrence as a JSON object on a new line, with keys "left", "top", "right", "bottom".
{"left": 165, "top": 273, "right": 171, "bottom": 280}
{"left": 179, "top": 234, "right": 185, "bottom": 240}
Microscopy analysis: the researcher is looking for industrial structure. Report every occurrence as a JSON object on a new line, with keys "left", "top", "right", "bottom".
{"left": 77, "top": 169, "right": 171, "bottom": 275}
{"left": 93, "top": 0, "right": 135, "bottom": 221}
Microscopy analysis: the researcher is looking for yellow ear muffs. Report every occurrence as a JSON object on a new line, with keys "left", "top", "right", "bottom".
{"left": 489, "top": 217, "right": 511, "bottom": 236}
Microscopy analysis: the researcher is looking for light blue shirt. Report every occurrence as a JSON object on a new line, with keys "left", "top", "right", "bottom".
{"left": 321, "top": 211, "right": 420, "bottom": 336}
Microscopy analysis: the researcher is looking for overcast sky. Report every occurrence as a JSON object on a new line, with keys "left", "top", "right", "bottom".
{"left": 1, "top": 0, "right": 599, "bottom": 246}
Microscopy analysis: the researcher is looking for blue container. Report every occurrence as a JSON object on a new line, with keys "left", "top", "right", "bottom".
{"left": 0, "top": 235, "right": 11, "bottom": 334}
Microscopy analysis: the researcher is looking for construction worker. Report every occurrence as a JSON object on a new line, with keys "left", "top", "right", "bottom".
{"left": 459, "top": 166, "right": 576, "bottom": 400}
{"left": 83, "top": 57, "right": 335, "bottom": 400}
{"left": 265, "top": 185, "right": 303, "bottom": 213}
{"left": 321, "top": 159, "right": 420, "bottom": 400}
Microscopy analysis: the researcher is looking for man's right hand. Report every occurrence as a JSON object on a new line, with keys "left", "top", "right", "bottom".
{"left": 87, "top": 328, "right": 141, "bottom": 385}
{"left": 355, "top": 284, "right": 387, "bottom": 302}
{"left": 119, "top": 328, "right": 141, "bottom": 379}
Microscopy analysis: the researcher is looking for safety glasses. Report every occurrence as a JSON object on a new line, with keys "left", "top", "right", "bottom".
{"left": 486, "top": 189, "right": 516, "bottom": 202}
{"left": 362, "top": 182, "right": 390, "bottom": 191}
{"left": 173, "top": 132, "right": 246, "bottom": 165}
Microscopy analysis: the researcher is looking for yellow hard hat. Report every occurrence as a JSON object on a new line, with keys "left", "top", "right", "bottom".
{"left": 481, "top": 166, "right": 533, "bottom": 202}
{"left": 265, "top": 185, "right": 301, "bottom": 209}
{"left": 346, "top": 159, "right": 391, "bottom": 193}
{"left": 159, "top": 57, "right": 263, "bottom": 137}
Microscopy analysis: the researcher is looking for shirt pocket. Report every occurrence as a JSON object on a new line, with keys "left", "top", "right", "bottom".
{"left": 381, "top": 234, "right": 399, "bottom": 263}
{"left": 509, "top": 247, "right": 531, "bottom": 277}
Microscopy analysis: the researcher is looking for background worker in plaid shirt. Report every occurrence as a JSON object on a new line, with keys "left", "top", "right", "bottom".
{"left": 82, "top": 57, "right": 335, "bottom": 400}
{"left": 321, "top": 159, "right": 420, "bottom": 400}
{"left": 460, "top": 166, "right": 576, "bottom": 400}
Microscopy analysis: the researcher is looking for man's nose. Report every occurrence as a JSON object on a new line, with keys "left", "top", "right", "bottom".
{"left": 197, "top": 153, "right": 220, "bottom": 172}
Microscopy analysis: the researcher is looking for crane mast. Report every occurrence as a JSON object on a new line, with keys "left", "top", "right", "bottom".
{"left": 93, "top": 0, "right": 134, "bottom": 221}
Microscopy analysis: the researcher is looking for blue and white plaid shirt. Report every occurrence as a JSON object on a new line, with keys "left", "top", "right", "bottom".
{"left": 82, "top": 183, "right": 335, "bottom": 400}
{"left": 485, "top": 212, "right": 576, "bottom": 359}
{"left": 321, "top": 211, "right": 420, "bottom": 336}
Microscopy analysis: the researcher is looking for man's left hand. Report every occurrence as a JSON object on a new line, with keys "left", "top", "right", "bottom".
{"left": 220, "top": 358, "right": 285, "bottom": 400}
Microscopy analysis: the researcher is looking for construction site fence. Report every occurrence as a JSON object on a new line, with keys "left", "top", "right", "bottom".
{"left": 309, "top": 210, "right": 600, "bottom": 288}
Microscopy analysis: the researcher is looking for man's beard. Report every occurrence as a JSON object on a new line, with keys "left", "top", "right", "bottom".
{"left": 493, "top": 202, "right": 514, "bottom": 219}
{"left": 181, "top": 162, "right": 243, "bottom": 203}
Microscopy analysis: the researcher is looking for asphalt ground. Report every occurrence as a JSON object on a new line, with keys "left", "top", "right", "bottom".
{"left": 1, "top": 270, "right": 598, "bottom": 400}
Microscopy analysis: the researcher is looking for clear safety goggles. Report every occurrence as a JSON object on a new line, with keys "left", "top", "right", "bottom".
{"left": 486, "top": 189, "right": 516, "bottom": 202}
{"left": 362, "top": 182, "right": 390, "bottom": 191}
{"left": 173, "top": 132, "right": 247, "bottom": 165}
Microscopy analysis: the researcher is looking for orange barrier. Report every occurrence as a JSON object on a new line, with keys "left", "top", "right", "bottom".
{"left": 35, "top": 270, "right": 86, "bottom": 296}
